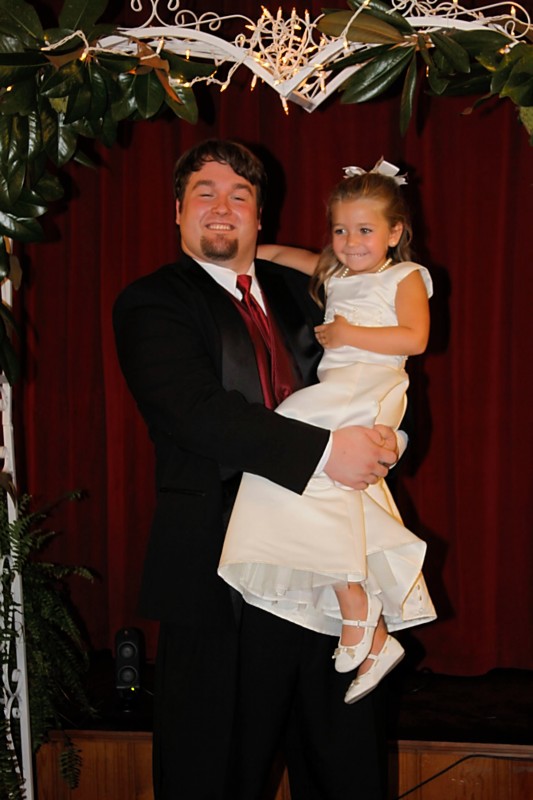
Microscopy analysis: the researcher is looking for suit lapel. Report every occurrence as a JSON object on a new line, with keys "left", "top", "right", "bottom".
{"left": 177, "top": 256, "right": 264, "bottom": 405}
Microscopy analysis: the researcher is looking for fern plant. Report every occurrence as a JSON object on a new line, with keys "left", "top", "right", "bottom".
{"left": 0, "top": 488, "right": 95, "bottom": 797}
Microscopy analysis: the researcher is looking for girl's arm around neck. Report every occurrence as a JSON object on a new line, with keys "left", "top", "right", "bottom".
{"left": 257, "top": 244, "right": 319, "bottom": 276}
{"left": 315, "top": 270, "right": 430, "bottom": 355}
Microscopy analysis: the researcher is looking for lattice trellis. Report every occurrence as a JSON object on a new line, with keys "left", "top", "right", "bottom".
{"left": 1, "top": 271, "right": 33, "bottom": 800}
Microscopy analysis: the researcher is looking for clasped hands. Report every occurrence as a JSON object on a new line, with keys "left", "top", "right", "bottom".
{"left": 324, "top": 425, "right": 399, "bottom": 491}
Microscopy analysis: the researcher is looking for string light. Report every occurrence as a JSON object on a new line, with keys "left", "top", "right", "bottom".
{"left": 90, "top": 1, "right": 531, "bottom": 113}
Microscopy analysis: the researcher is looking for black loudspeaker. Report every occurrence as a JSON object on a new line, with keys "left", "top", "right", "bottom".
{"left": 115, "top": 627, "right": 143, "bottom": 694}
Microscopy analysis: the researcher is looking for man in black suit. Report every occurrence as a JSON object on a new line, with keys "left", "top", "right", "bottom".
{"left": 114, "top": 139, "right": 398, "bottom": 800}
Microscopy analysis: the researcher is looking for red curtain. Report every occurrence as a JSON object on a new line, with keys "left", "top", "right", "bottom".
{"left": 18, "top": 1, "right": 533, "bottom": 675}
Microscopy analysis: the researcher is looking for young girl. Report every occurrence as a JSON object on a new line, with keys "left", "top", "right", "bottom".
{"left": 218, "top": 160, "right": 436, "bottom": 704}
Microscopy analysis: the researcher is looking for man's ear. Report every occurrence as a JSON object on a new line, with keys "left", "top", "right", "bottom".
{"left": 175, "top": 200, "right": 181, "bottom": 225}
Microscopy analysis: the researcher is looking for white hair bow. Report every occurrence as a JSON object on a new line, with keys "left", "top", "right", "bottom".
{"left": 343, "top": 157, "right": 407, "bottom": 186}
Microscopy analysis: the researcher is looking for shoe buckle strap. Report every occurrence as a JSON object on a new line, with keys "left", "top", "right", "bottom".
{"left": 342, "top": 619, "right": 377, "bottom": 629}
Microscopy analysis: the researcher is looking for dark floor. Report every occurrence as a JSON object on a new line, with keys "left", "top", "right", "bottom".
{"left": 387, "top": 662, "right": 533, "bottom": 745}
{"left": 79, "top": 649, "right": 533, "bottom": 747}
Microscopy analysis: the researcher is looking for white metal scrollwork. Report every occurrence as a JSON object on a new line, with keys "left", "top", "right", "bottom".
{"left": 93, "top": 0, "right": 532, "bottom": 112}
{"left": 0, "top": 267, "right": 34, "bottom": 799}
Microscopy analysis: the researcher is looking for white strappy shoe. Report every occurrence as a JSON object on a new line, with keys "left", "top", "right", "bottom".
{"left": 344, "top": 635, "right": 405, "bottom": 704}
{"left": 333, "top": 593, "right": 383, "bottom": 673}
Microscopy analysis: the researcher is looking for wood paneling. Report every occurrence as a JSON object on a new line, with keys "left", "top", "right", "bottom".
{"left": 36, "top": 733, "right": 533, "bottom": 800}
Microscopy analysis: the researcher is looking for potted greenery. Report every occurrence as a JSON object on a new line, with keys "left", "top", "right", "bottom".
{"left": 0, "top": 484, "right": 94, "bottom": 798}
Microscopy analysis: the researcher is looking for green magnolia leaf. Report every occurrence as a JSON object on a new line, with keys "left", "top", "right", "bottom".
{"left": 0, "top": 238, "right": 8, "bottom": 279}
{"left": 41, "top": 27, "right": 86, "bottom": 52}
{"left": 0, "top": 171, "right": 11, "bottom": 210}
{"left": 64, "top": 82, "right": 92, "bottom": 123}
{"left": 0, "top": 52, "right": 48, "bottom": 88}
{"left": 8, "top": 113, "right": 30, "bottom": 161}
{"left": 26, "top": 147, "right": 47, "bottom": 183}
{"left": 476, "top": 49, "right": 503, "bottom": 72}
{"left": 347, "top": 0, "right": 414, "bottom": 35}
{"left": 437, "top": 66, "right": 492, "bottom": 97}
{"left": 318, "top": 10, "right": 403, "bottom": 45}
{"left": 0, "top": 301, "right": 20, "bottom": 337}
{"left": 133, "top": 71, "right": 165, "bottom": 119}
{"left": 72, "top": 147, "right": 97, "bottom": 167}
{"left": 14, "top": 185, "right": 47, "bottom": 215}
{"left": 0, "top": 34, "right": 22, "bottom": 54}
{"left": 494, "top": 45, "right": 533, "bottom": 105}
{"left": 399, "top": 52, "right": 417, "bottom": 135}
{"left": 40, "top": 60, "right": 85, "bottom": 98}
{"left": 519, "top": 105, "right": 533, "bottom": 139}
{"left": 88, "top": 63, "right": 111, "bottom": 119}
{"left": 488, "top": 45, "right": 525, "bottom": 93}
{"left": 32, "top": 171, "right": 64, "bottom": 203}
{"left": 95, "top": 52, "right": 139, "bottom": 74}
{"left": 500, "top": 71, "right": 533, "bottom": 106}
{"left": 341, "top": 45, "right": 415, "bottom": 104}
{"left": 429, "top": 31, "right": 471, "bottom": 74}
{"left": 165, "top": 83, "right": 198, "bottom": 124}
{"left": 41, "top": 107, "right": 78, "bottom": 166}
{"left": 95, "top": 62, "right": 121, "bottom": 103}
{"left": 328, "top": 43, "right": 395, "bottom": 72}
{"left": 0, "top": 159, "right": 26, "bottom": 206}
{"left": 27, "top": 109, "right": 43, "bottom": 159}
{"left": 58, "top": 0, "right": 109, "bottom": 33}
{"left": 49, "top": 95, "right": 68, "bottom": 114}
{"left": 83, "top": 22, "right": 115, "bottom": 42}
{"left": 110, "top": 73, "right": 136, "bottom": 121}
{"left": 0, "top": 209, "right": 43, "bottom": 242}
{"left": 0, "top": 115, "right": 10, "bottom": 162}
{"left": 0, "top": 0, "right": 44, "bottom": 43}
{"left": 10, "top": 191, "right": 47, "bottom": 218}
{"left": 0, "top": 76, "right": 35, "bottom": 114}
{"left": 67, "top": 115, "right": 100, "bottom": 138}
{"left": 451, "top": 29, "right": 511, "bottom": 55}
{"left": 161, "top": 50, "right": 215, "bottom": 81}
{"left": 0, "top": 332, "right": 20, "bottom": 384}
{"left": 427, "top": 66, "right": 450, "bottom": 95}
{"left": 417, "top": 34, "right": 433, "bottom": 70}
{"left": 98, "top": 113, "right": 117, "bottom": 147}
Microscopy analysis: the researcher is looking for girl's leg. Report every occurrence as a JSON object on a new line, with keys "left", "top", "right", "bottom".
{"left": 335, "top": 582, "right": 373, "bottom": 646}
{"left": 335, "top": 585, "right": 405, "bottom": 703}
{"left": 356, "top": 618, "right": 388, "bottom": 675}
{"left": 332, "top": 582, "right": 383, "bottom": 673}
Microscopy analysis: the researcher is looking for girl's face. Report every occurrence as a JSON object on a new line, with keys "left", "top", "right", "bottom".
{"left": 331, "top": 197, "right": 403, "bottom": 274}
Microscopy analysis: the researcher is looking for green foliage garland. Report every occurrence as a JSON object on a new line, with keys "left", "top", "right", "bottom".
{"left": 318, "top": 0, "right": 533, "bottom": 138}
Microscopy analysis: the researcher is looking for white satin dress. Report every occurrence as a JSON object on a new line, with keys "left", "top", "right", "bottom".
{"left": 218, "top": 262, "right": 436, "bottom": 636}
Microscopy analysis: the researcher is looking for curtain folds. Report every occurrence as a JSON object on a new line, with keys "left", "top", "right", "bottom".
{"left": 18, "top": 14, "right": 533, "bottom": 674}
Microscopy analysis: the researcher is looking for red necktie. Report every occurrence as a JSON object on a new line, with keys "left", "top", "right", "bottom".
{"left": 237, "top": 275, "right": 270, "bottom": 347}
{"left": 232, "top": 273, "right": 300, "bottom": 409}
{"left": 236, "top": 274, "right": 276, "bottom": 408}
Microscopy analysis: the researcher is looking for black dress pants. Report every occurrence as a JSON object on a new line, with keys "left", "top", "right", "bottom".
{"left": 232, "top": 603, "right": 387, "bottom": 800}
{"left": 153, "top": 604, "right": 387, "bottom": 800}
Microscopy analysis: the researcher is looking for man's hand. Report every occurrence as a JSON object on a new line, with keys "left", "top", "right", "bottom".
{"left": 374, "top": 424, "right": 399, "bottom": 466}
{"left": 324, "top": 425, "right": 398, "bottom": 489}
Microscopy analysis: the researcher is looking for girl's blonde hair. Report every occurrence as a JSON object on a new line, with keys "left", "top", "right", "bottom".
{"left": 310, "top": 171, "right": 413, "bottom": 306}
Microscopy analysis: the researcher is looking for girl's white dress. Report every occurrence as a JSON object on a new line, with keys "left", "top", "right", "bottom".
{"left": 218, "top": 262, "right": 436, "bottom": 636}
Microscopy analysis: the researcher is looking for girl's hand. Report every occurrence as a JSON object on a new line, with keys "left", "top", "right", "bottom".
{"left": 314, "top": 315, "right": 352, "bottom": 348}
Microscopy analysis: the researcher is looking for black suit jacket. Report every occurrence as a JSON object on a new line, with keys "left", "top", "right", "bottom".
{"left": 113, "top": 254, "right": 329, "bottom": 626}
